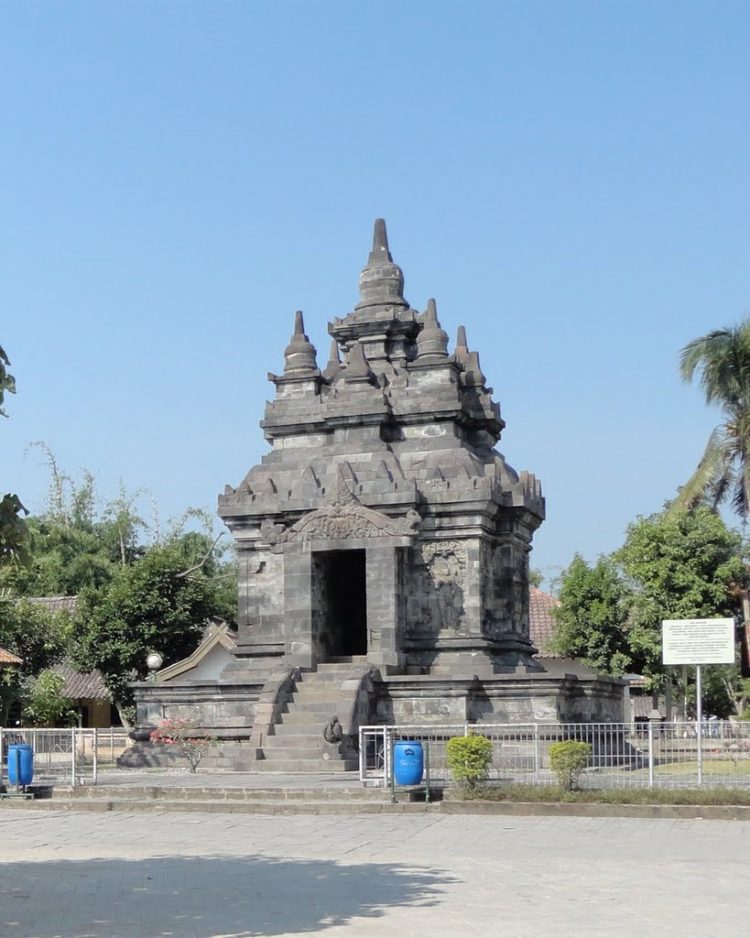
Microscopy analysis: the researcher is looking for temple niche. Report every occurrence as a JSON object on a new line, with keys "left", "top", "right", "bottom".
{"left": 129, "top": 219, "right": 623, "bottom": 771}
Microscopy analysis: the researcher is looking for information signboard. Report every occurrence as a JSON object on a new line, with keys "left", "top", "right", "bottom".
{"left": 661, "top": 618, "right": 735, "bottom": 666}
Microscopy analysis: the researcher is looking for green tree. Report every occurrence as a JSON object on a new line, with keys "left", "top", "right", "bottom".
{"left": 617, "top": 507, "right": 746, "bottom": 683}
{"left": 0, "top": 597, "right": 73, "bottom": 724}
{"left": 672, "top": 322, "right": 750, "bottom": 519}
{"left": 552, "top": 554, "right": 633, "bottom": 676}
{"left": 554, "top": 509, "right": 746, "bottom": 707}
{"left": 71, "top": 534, "right": 235, "bottom": 724}
{"left": 0, "top": 344, "right": 29, "bottom": 565}
{"left": 0, "top": 448, "right": 237, "bottom": 725}
{"left": 0, "top": 344, "right": 16, "bottom": 417}
{"left": 1, "top": 466, "right": 147, "bottom": 597}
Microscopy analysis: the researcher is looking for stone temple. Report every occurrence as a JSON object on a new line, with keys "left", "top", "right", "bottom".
{"left": 131, "top": 220, "right": 623, "bottom": 771}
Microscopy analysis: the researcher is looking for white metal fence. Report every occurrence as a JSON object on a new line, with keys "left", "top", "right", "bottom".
{"left": 0, "top": 727, "right": 133, "bottom": 786}
{"left": 358, "top": 721, "right": 750, "bottom": 790}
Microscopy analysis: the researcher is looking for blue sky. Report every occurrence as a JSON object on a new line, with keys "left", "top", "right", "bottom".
{"left": 2, "top": 1, "right": 749, "bottom": 585}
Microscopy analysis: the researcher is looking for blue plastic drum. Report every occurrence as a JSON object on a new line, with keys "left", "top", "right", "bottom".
{"left": 7, "top": 743, "right": 34, "bottom": 786}
{"left": 393, "top": 740, "right": 424, "bottom": 786}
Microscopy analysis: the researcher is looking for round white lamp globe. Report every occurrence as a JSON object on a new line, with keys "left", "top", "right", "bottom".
{"left": 146, "top": 652, "right": 163, "bottom": 672}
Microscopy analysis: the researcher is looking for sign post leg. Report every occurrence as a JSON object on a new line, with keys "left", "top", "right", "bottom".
{"left": 696, "top": 664, "right": 703, "bottom": 786}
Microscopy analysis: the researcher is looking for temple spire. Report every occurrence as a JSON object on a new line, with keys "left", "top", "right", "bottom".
{"left": 355, "top": 218, "right": 408, "bottom": 313}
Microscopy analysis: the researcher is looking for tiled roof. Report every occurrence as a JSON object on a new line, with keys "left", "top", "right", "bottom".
{"left": 51, "top": 662, "right": 110, "bottom": 700}
{"left": 0, "top": 646, "right": 22, "bottom": 665}
{"left": 29, "top": 595, "right": 78, "bottom": 614}
{"left": 529, "top": 586, "right": 561, "bottom": 657}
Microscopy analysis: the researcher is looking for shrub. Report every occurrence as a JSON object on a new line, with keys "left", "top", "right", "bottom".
{"left": 548, "top": 740, "right": 592, "bottom": 790}
{"left": 446, "top": 734, "right": 493, "bottom": 790}
{"left": 150, "top": 718, "right": 211, "bottom": 773}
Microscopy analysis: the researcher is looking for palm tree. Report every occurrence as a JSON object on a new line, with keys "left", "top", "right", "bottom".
{"left": 672, "top": 321, "right": 750, "bottom": 521}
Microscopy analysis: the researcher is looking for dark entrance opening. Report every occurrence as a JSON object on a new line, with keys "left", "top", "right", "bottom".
{"left": 315, "top": 549, "right": 367, "bottom": 658}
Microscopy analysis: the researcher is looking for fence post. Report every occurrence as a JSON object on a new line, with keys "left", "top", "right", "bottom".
{"left": 71, "top": 727, "right": 76, "bottom": 787}
{"left": 92, "top": 728, "right": 98, "bottom": 785}
{"left": 647, "top": 721, "right": 654, "bottom": 788}
{"left": 358, "top": 727, "right": 365, "bottom": 783}
{"left": 389, "top": 731, "right": 396, "bottom": 804}
{"left": 533, "top": 724, "right": 540, "bottom": 782}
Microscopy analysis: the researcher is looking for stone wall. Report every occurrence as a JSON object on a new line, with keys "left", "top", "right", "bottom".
{"left": 375, "top": 674, "right": 625, "bottom": 726}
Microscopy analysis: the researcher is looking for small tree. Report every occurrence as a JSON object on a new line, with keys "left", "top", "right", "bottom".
{"left": 548, "top": 740, "right": 592, "bottom": 791}
{"left": 22, "top": 670, "right": 77, "bottom": 727}
{"left": 150, "top": 718, "right": 211, "bottom": 773}
{"left": 552, "top": 554, "right": 633, "bottom": 677}
{"left": 446, "top": 734, "right": 492, "bottom": 791}
{"left": 0, "top": 598, "right": 73, "bottom": 725}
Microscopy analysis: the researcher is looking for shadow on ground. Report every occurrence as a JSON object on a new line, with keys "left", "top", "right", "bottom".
{"left": 1, "top": 853, "right": 455, "bottom": 937}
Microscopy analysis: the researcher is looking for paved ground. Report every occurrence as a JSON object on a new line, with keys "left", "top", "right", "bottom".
{"left": 0, "top": 809, "right": 744, "bottom": 937}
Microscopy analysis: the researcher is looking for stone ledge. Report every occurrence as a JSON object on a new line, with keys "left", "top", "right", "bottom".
{"left": 440, "top": 800, "right": 750, "bottom": 821}
{"left": 5, "top": 796, "right": 750, "bottom": 820}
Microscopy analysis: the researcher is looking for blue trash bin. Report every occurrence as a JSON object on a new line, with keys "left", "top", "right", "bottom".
{"left": 393, "top": 740, "right": 424, "bottom": 786}
{"left": 7, "top": 743, "right": 34, "bottom": 787}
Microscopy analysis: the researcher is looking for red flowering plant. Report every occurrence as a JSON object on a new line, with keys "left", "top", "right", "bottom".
{"left": 150, "top": 718, "right": 212, "bottom": 773}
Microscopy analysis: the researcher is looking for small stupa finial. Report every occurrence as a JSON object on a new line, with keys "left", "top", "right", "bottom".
{"left": 462, "top": 349, "right": 486, "bottom": 387}
{"left": 283, "top": 310, "right": 318, "bottom": 376}
{"left": 369, "top": 218, "right": 391, "bottom": 261}
{"left": 455, "top": 325, "right": 469, "bottom": 366}
{"left": 343, "top": 340, "right": 375, "bottom": 383}
{"left": 323, "top": 338, "right": 342, "bottom": 379}
{"left": 416, "top": 298, "right": 449, "bottom": 361}
{"left": 327, "top": 339, "right": 340, "bottom": 366}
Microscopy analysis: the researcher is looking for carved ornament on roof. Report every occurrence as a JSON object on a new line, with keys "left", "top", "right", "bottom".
{"left": 262, "top": 471, "right": 420, "bottom": 544}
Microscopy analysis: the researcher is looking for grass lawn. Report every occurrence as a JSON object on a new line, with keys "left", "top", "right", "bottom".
{"left": 458, "top": 782, "right": 750, "bottom": 805}
{"left": 652, "top": 758, "right": 750, "bottom": 776}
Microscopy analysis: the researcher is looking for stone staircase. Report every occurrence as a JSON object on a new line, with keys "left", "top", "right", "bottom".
{"left": 256, "top": 659, "right": 366, "bottom": 773}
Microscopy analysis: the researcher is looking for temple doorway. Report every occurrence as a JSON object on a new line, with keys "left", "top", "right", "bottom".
{"left": 314, "top": 549, "right": 367, "bottom": 658}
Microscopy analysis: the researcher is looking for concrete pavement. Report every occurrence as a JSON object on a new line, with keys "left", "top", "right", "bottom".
{"left": 0, "top": 809, "right": 744, "bottom": 937}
